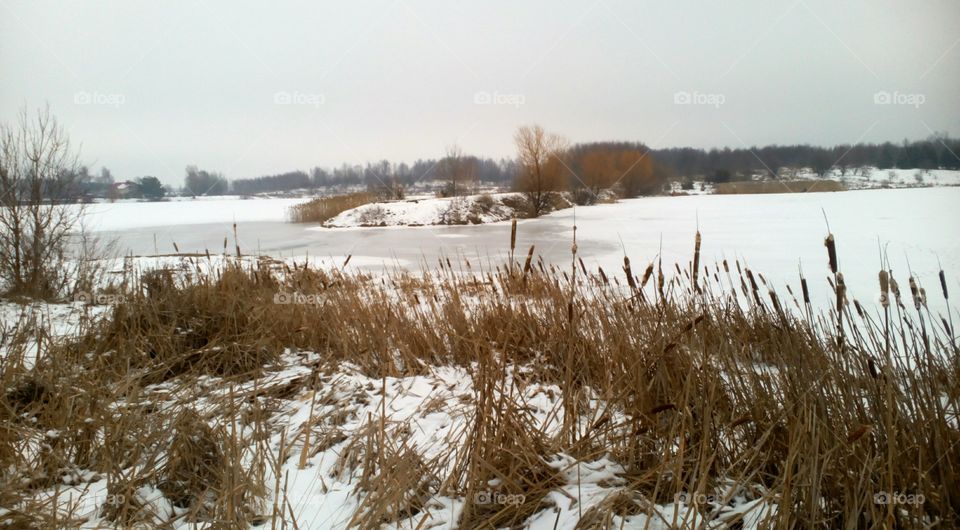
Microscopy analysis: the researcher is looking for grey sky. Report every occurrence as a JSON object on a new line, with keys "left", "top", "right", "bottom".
{"left": 2, "top": 0, "right": 958, "bottom": 185}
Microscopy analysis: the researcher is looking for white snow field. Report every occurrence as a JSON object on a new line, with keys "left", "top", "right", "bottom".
{"left": 77, "top": 196, "right": 309, "bottom": 232}
{"left": 84, "top": 186, "right": 960, "bottom": 316}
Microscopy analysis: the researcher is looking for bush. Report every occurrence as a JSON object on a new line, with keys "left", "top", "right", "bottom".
{"left": 0, "top": 107, "right": 87, "bottom": 300}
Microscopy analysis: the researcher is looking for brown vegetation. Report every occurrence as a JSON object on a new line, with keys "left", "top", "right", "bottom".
{"left": 288, "top": 192, "right": 376, "bottom": 223}
{"left": 715, "top": 180, "right": 846, "bottom": 194}
{"left": 0, "top": 229, "right": 957, "bottom": 528}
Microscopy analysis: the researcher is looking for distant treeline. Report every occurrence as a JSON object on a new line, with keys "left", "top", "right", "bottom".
{"left": 650, "top": 135, "right": 960, "bottom": 181}
{"left": 231, "top": 158, "right": 519, "bottom": 195}
{"left": 76, "top": 135, "right": 960, "bottom": 199}
{"left": 231, "top": 135, "right": 960, "bottom": 194}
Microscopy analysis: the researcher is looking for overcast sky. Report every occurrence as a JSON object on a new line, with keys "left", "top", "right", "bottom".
{"left": 2, "top": 0, "right": 958, "bottom": 184}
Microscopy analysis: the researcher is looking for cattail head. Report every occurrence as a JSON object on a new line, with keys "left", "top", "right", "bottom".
{"left": 510, "top": 219, "right": 517, "bottom": 253}
{"left": 940, "top": 269, "right": 948, "bottom": 300}
{"left": 909, "top": 277, "right": 921, "bottom": 310}
{"left": 640, "top": 263, "right": 654, "bottom": 288}
{"left": 879, "top": 270, "right": 890, "bottom": 308}
{"left": 835, "top": 272, "right": 846, "bottom": 312}
{"left": 824, "top": 234, "right": 838, "bottom": 274}
{"left": 692, "top": 231, "right": 702, "bottom": 289}
{"left": 624, "top": 257, "right": 637, "bottom": 290}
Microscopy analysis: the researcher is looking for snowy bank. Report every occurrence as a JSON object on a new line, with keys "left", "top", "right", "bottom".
{"left": 323, "top": 193, "right": 530, "bottom": 228}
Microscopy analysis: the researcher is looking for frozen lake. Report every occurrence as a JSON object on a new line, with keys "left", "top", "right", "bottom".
{"left": 86, "top": 187, "right": 960, "bottom": 314}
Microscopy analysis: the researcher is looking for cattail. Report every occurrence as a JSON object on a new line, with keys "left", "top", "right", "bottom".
{"left": 623, "top": 257, "right": 637, "bottom": 290}
{"left": 824, "top": 234, "right": 838, "bottom": 274}
{"left": 523, "top": 245, "right": 535, "bottom": 276}
{"left": 657, "top": 264, "right": 665, "bottom": 296}
{"left": 800, "top": 276, "right": 810, "bottom": 306}
{"left": 890, "top": 275, "right": 901, "bottom": 306}
{"left": 836, "top": 272, "right": 846, "bottom": 313}
{"left": 598, "top": 267, "right": 608, "bottom": 285}
{"left": 510, "top": 218, "right": 517, "bottom": 254}
{"left": 909, "top": 277, "right": 921, "bottom": 310}
{"left": 879, "top": 270, "right": 890, "bottom": 307}
{"left": 640, "top": 263, "right": 654, "bottom": 288}
{"left": 940, "top": 269, "right": 949, "bottom": 300}
{"left": 692, "top": 231, "right": 702, "bottom": 290}
{"left": 578, "top": 257, "right": 587, "bottom": 276}
{"left": 343, "top": 255, "right": 352, "bottom": 268}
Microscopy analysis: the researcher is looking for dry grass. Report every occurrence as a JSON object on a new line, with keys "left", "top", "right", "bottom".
{"left": 715, "top": 180, "right": 845, "bottom": 194}
{"left": 0, "top": 228, "right": 957, "bottom": 528}
{"left": 288, "top": 192, "right": 376, "bottom": 224}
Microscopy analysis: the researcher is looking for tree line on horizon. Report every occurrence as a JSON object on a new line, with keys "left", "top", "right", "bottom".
{"left": 70, "top": 134, "right": 960, "bottom": 200}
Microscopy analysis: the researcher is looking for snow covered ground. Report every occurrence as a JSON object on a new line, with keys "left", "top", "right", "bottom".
{"left": 324, "top": 193, "right": 523, "bottom": 228}
{"left": 13, "top": 351, "right": 778, "bottom": 529}
{"left": 76, "top": 196, "right": 312, "bottom": 232}
{"left": 791, "top": 167, "right": 960, "bottom": 189}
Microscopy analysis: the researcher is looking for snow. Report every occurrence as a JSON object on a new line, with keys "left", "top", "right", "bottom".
{"left": 323, "top": 193, "right": 521, "bottom": 228}
{"left": 791, "top": 167, "right": 960, "bottom": 189}
{"left": 76, "top": 196, "right": 312, "bottom": 232}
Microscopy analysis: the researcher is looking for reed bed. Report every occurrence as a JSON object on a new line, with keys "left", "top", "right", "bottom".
{"left": 288, "top": 192, "right": 377, "bottom": 224}
{"left": 0, "top": 228, "right": 957, "bottom": 528}
{"left": 714, "top": 180, "right": 845, "bottom": 194}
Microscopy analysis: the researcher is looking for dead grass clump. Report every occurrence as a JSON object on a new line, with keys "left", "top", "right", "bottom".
{"left": 574, "top": 489, "right": 647, "bottom": 529}
{"left": 288, "top": 192, "right": 375, "bottom": 224}
{"left": 349, "top": 431, "right": 439, "bottom": 529}
{"left": 715, "top": 180, "right": 845, "bottom": 194}
{"left": 158, "top": 409, "right": 223, "bottom": 511}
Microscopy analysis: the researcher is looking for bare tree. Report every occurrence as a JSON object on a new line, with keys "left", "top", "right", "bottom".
{"left": 0, "top": 106, "right": 84, "bottom": 298}
{"left": 440, "top": 144, "right": 475, "bottom": 197}
{"left": 513, "top": 125, "right": 568, "bottom": 216}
